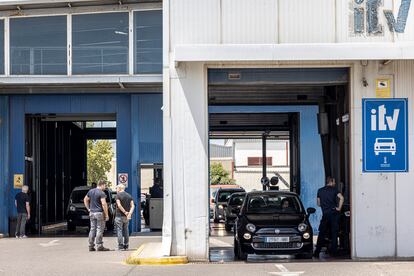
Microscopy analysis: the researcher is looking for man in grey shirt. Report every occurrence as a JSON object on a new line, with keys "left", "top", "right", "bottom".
{"left": 115, "top": 184, "right": 134, "bottom": 250}
{"left": 84, "top": 180, "right": 110, "bottom": 251}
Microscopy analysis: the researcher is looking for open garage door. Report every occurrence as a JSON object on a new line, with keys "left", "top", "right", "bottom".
{"left": 25, "top": 114, "right": 117, "bottom": 236}
{"left": 208, "top": 68, "right": 350, "bottom": 261}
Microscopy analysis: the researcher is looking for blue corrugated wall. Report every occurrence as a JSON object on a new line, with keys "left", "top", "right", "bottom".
{"left": 0, "top": 93, "right": 162, "bottom": 234}
{"left": 209, "top": 105, "right": 325, "bottom": 232}
{"left": 0, "top": 96, "right": 9, "bottom": 235}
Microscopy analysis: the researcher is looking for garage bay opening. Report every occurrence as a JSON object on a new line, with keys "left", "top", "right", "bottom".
{"left": 24, "top": 115, "right": 117, "bottom": 236}
{"left": 208, "top": 68, "right": 351, "bottom": 261}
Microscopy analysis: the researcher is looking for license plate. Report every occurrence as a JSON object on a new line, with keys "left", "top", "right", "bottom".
{"left": 265, "top": 237, "right": 289, "bottom": 243}
{"left": 82, "top": 215, "right": 89, "bottom": 219}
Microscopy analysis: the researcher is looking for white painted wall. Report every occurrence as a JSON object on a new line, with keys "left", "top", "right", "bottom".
{"left": 169, "top": 0, "right": 414, "bottom": 47}
{"left": 234, "top": 140, "right": 289, "bottom": 167}
{"left": 165, "top": 0, "right": 414, "bottom": 260}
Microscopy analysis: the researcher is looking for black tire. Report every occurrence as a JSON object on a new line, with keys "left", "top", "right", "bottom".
{"left": 106, "top": 222, "right": 114, "bottom": 231}
{"left": 236, "top": 241, "right": 248, "bottom": 261}
{"left": 296, "top": 251, "right": 313, "bottom": 259}
{"left": 67, "top": 223, "right": 76, "bottom": 232}
{"left": 225, "top": 224, "right": 232, "bottom": 232}
{"left": 233, "top": 238, "right": 239, "bottom": 259}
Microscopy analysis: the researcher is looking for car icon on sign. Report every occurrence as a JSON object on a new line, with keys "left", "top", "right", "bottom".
{"left": 374, "top": 138, "right": 396, "bottom": 155}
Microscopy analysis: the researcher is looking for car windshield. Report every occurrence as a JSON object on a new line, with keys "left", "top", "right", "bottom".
{"left": 218, "top": 190, "right": 243, "bottom": 202}
{"left": 71, "top": 190, "right": 89, "bottom": 203}
{"left": 246, "top": 194, "right": 302, "bottom": 214}
{"left": 377, "top": 138, "right": 394, "bottom": 143}
{"left": 229, "top": 194, "right": 245, "bottom": 205}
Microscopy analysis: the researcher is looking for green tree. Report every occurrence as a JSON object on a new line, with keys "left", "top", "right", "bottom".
{"left": 210, "top": 162, "right": 235, "bottom": 185}
{"left": 87, "top": 140, "right": 114, "bottom": 186}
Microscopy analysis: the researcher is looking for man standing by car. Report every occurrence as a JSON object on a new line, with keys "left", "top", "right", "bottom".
{"left": 314, "top": 176, "right": 344, "bottom": 258}
{"left": 84, "top": 180, "right": 110, "bottom": 252}
{"left": 115, "top": 184, "right": 134, "bottom": 250}
{"left": 15, "top": 185, "right": 30, "bottom": 238}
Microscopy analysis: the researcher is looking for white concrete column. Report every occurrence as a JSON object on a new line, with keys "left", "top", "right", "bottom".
{"left": 163, "top": 61, "right": 209, "bottom": 260}
{"left": 351, "top": 61, "right": 396, "bottom": 258}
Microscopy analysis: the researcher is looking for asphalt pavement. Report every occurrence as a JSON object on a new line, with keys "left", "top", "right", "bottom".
{"left": 0, "top": 223, "right": 414, "bottom": 276}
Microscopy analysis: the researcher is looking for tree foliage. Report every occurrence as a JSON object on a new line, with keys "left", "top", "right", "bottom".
{"left": 87, "top": 140, "right": 114, "bottom": 185}
{"left": 210, "top": 162, "right": 236, "bottom": 185}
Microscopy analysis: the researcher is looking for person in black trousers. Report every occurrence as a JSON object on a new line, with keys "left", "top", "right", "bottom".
{"left": 314, "top": 176, "right": 344, "bottom": 258}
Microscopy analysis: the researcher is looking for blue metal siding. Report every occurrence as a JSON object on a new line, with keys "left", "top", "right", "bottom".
{"left": 209, "top": 105, "right": 325, "bottom": 232}
{"left": 0, "top": 96, "right": 9, "bottom": 234}
{"left": 1, "top": 94, "right": 162, "bottom": 234}
{"left": 130, "top": 94, "right": 163, "bottom": 231}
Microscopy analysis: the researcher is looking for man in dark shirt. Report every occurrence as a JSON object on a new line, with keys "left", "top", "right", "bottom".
{"left": 84, "top": 180, "right": 109, "bottom": 251}
{"left": 115, "top": 184, "right": 134, "bottom": 250}
{"left": 314, "top": 176, "right": 344, "bottom": 258}
{"left": 14, "top": 185, "right": 30, "bottom": 238}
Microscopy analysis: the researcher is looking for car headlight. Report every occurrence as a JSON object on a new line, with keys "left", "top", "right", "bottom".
{"left": 298, "top": 223, "right": 307, "bottom": 232}
{"left": 246, "top": 223, "right": 256, "bottom": 232}
{"left": 303, "top": 232, "right": 310, "bottom": 239}
{"left": 243, "top": 233, "right": 252, "bottom": 240}
{"left": 218, "top": 205, "right": 224, "bottom": 209}
{"left": 69, "top": 205, "right": 76, "bottom": 212}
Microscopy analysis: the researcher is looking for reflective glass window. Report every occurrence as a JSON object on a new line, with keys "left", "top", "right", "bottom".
{"left": 134, "top": 10, "right": 162, "bottom": 74}
{"left": 72, "top": 12, "right": 129, "bottom": 74}
{"left": 10, "top": 16, "right": 67, "bottom": 75}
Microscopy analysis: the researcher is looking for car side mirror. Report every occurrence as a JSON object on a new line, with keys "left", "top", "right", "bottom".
{"left": 307, "top": 207, "right": 316, "bottom": 215}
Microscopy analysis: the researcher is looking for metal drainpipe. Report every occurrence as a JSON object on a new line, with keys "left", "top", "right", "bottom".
{"left": 262, "top": 133, "right": 267, "bottom": 191}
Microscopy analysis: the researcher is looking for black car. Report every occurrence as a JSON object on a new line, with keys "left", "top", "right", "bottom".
{"left": 234, "top": 191, "right": 316, "bottom": 260}
{"left": 213, "top": 187, "right": 245, "bottom": 223}
{"left": 66, "top": 186, "right": 116, "bottom": 231}
{"left": 224, "top": 192, "right": 246, "bottom": 231}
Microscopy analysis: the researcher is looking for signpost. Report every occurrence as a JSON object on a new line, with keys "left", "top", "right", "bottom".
{"left": 363, "top": 99, "right": 408, "bottom": 172}
{"left": 118, "top": 173, "right": 129, "bottom": 187}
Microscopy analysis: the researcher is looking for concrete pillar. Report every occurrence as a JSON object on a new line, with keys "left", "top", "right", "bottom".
{"left": 163, "top": 62, "right": 209, "bottom": 260}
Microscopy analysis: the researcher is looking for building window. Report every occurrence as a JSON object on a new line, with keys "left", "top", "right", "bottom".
{"left": 10, "top": 16, "right": 67, "bottom": 75}
{"left": 247, "top": 157, "right": 273, "bottom": 166}
{"left": 134, "top": 10, "right": 162, "bottom": 74}
{"left": 0, "top": 20, "right": 4, "bottom": 75}
{"left": 72, "top": 12, "right": 129, "bottom": 74}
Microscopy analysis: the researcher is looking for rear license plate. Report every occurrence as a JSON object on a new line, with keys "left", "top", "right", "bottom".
{"left": 82, "top": 215, "right": 89, "bottom": 219}
{"left": 265, "top": 237, "right": 289, "bottom": 243}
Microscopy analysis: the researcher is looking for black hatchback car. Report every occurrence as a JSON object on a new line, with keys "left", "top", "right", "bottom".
{"left": 224, "top": 192, "right": 246, "bottom": 231}
{"left": 234, "top": 191, "right": 316, "bottom": 260}
{"left": 66, "top": 186, "right": 116, "bottom": 231}
{"left": 213, "top": 188, "right": 245, "bottom": 223}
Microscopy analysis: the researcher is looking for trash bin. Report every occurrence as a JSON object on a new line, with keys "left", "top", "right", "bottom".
{"left": 9, "top": 217, "right": 17, "bottom": 237}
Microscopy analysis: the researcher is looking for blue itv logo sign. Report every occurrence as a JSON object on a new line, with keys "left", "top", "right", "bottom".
{"left": 363, "top": 99, "right": 408, "bottom": 172}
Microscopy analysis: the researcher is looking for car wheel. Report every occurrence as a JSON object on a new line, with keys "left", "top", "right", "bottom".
{"left": 236, "top": 241, "right": 248, "bottom": 261}
{"left": 67, "top": 223, "right": 76, "bottom": 232}
{"left": 225, "top": 224, "right": 232, "bottom": 232}
{"left": 233, "top": 238, "right": 239, "bottom": 259}
{"left": 296, "top": 251, "right": 313, "bottom": 259}
{"left": 106, "top": 221, "right": 114, "bottom": 231}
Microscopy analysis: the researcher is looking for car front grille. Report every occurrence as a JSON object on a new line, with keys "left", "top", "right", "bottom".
{"left": 252, "top": 242, "right": 303, "bottom": 250}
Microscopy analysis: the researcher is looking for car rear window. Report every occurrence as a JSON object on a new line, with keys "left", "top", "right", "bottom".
{"left": 218, "top": 190, "right": 243, "bottom": 202}
{"left": 229, "top": 194, "right": 245, "bottom": 205}
{"left": 246, "top": 194, "right": 302, "bottom": 214}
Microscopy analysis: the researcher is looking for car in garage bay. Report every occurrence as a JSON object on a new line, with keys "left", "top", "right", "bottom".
{"left": 224, "top": 192, "right": 246, "bottom": 231}
{"left": 66, "top": 186, "right": 116, "bottom": 231}
{"left": 234, "top": 191, "right": 316, "bottom": 260}
{"left": 213, "top": 187, "right": 245, "bottom": 223}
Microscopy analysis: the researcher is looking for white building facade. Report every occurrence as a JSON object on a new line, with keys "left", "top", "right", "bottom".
{"left": 163, "top": 0, "right": 414, "bottom": 261}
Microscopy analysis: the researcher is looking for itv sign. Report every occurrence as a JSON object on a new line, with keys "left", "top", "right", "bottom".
{"left": 363, "top": 99, "right": 408, "bottom": 172}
